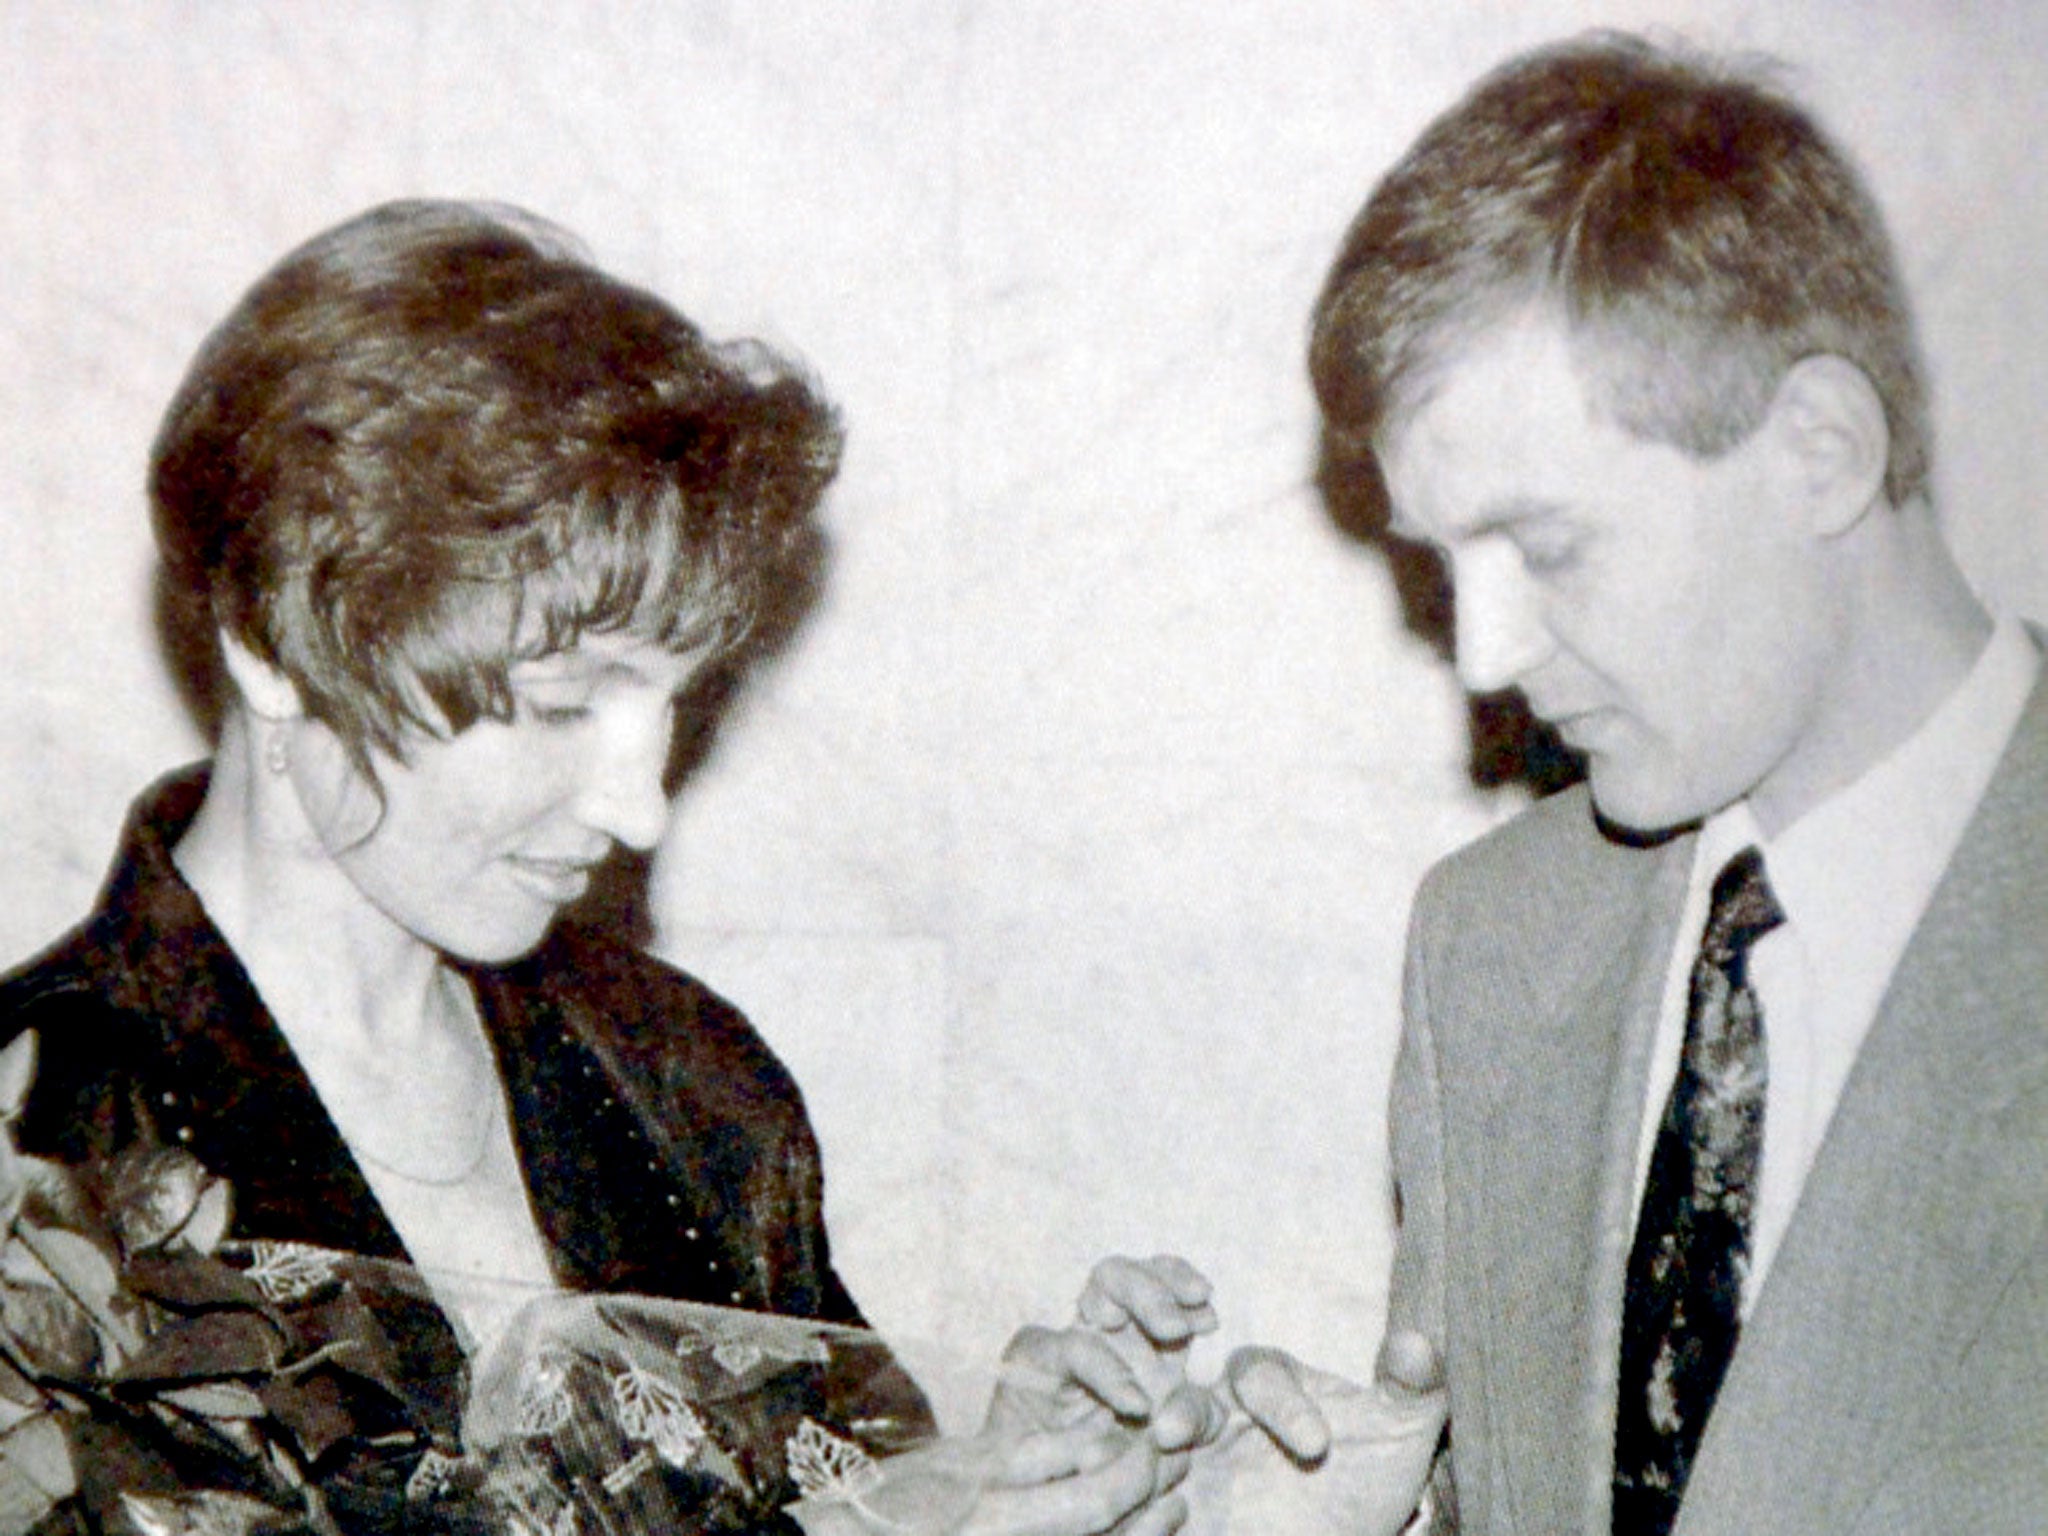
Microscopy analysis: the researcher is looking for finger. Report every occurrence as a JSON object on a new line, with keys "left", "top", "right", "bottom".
{"left": 1077, "top": 1255, "right": 1177, "bottom": 1331}
{"left": 1136, "top": 1254, "right": 1213, "bottom": 1307}
{"left": 971, "top": 1431, "right": 1161, "bottom": 1536}
{"left": 1078, "top": 1255, "right": 1219, "bottom": 1342}
{"left": 1112, "top": 1491, "right": 1189, "bottom": 1536}
{"left": 1003, "top": 1324, "right": 1152, "bottom": 1422}
{"left": 1150, "top": 1448, "right": 1191, "bottom": 1496}
{"left": 1226, "top": 1346, "right": 1331, "bottom": 1464}
{"left": 1147, "top": 1382, "right": 1228, "bottom": 1453}
{"left": 1375, "top": 1327, "right": 1446, "bottom": 1398}
{"left": 992, "top": 1418, "right": 1136, "bottom": 1486}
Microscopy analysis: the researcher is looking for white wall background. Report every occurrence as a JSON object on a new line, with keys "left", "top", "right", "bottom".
{"left": 4, "top": 0, "right": 2044, "bottom": 1430}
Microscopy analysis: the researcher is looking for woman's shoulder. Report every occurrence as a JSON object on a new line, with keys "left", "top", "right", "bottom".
{"left": 0, "top": 934, "right": 174, "bottom": 1164}
{"left": 0, "top": 920, "right": 143, "bottom": 1048}
{"left": 1, "top": 765, "right": 217, "bottom": 1036}
{"left": 517, "top": 921, "right": 752, "bottom": 1030}
{"left": 501, "top": 922, "right": 808, "bottom": 1107}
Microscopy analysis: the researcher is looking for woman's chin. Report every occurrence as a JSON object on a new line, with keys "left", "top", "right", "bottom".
{"left": 424, "top": 907, "right": 561, "bottom": 968}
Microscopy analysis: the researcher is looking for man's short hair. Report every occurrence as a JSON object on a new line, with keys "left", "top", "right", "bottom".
{"left": 152, "top": 199, "right": 838, "bottom": 772}
{"left": 1310, "top": 30, "right": 1930, "bottom": 508}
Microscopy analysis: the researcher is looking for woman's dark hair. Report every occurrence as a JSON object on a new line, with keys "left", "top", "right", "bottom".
{"left": 1311, "top": 31, "right": 1930, "bottom": 508}
{"left": 152, "top": 199, "right": 839, "bottom": 771}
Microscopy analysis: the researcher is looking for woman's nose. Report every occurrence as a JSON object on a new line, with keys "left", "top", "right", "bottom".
{"left": 578, "top": 706, "right": 673, "bottom": 852}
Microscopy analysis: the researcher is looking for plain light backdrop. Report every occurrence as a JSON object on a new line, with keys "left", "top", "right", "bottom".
{"left": 4, "top": 0, "right": 2044, "bottom": 1429}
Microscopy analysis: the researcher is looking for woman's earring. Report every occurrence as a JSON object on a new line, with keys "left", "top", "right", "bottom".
{"left": 265, "top": 729, "right": 290, "bottom": 777}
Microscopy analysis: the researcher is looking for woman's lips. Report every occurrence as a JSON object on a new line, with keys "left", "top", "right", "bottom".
{"left": 503, "top": 854, "right": 597, "bottom": 905}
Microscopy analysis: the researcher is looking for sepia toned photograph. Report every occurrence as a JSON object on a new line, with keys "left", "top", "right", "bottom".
{"left": 1, "top": 3, "right": 2042, "bottom": 1531}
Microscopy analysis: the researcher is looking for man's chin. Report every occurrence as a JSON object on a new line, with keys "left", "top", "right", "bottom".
{"left": 1585, "top": 767, "right": 1707, "bottom": 847}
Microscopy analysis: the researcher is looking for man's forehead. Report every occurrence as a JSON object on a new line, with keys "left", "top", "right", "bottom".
{"left": 1377, "top": 321, "right": 1663, "bottom": 552}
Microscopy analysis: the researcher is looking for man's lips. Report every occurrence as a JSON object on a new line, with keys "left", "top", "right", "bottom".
{"left": 1536, "top": 705, "right": 1615, "bottom": 751}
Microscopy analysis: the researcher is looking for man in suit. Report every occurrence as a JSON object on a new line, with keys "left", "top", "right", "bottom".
{"left": 1093, "top": 29, "right": 2048, "bottom": 1536}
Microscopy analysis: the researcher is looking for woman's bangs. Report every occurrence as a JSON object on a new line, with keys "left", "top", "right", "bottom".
{"left": 516, "top": 502, "right": 746, "bottom": 662}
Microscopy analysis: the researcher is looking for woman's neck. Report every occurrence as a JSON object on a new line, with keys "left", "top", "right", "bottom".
{"left": 174, "top": 712, "right": 447, "bottom": 1046}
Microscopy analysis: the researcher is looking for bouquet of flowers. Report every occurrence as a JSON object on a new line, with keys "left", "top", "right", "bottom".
{"left": 0, "top": 1031, "right": 931, "bottom": 1535}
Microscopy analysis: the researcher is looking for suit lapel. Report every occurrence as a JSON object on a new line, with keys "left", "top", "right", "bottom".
{"left": 1473, "top": 825, "right": 1693, "bottom": 1536}
{"left": 1678, "top": 661, "right": 2048, "bottom": 1536}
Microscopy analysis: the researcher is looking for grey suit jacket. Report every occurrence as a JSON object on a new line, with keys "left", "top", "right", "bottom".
{"left": 1388, "top": 646, "right": 2048, "bottom": 1535}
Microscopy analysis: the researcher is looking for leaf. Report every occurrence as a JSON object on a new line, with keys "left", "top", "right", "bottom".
{"left": 0, "top": 1447, "right": 64, "bottom": 1533}
{"left": 610, "top": 1363, "right": 708, "bottom": 1469}
{"left": 114, "top": 1309, "right": 284, "bottom": 1385}
{"left": 511, "top": 1352, "right": 574, "bottom": 1438}
{"left": 0, "top": 1328, "right": 49, "bottom": 1410}
{"left": 0, "top": 1032, "right": 37, "bottom": 1122}
{"left": 157, "top": 1381, "right": 269, "bottom": 1420}
{"left": 0, "top": 1414, "right": 75, "bottom": 1536}
{"left": 105, "top": 1146, "right": 210, "bottom": 1254}
{"left": 241, "top": 1242, "right": 338, "bottom": 1306}
{"left": 123, "top": 1251, "right": 269, "bottom": 1313}
{"left": 0, "top": 1155, "right": 22, "bottom": 1241}
{"left": 173, "top": 1178, "right": 233, "bottom": 1258}
{"left": 15, "top": 1225, "right": 121, "bottom": 1308}
{"left": 785, "top": 1418, "right": 881, "bottom": 1503}
{"left": 0, "top": 1269, "right": 102, "bottom": 1376}
{"left": 119, "top": 1488, "right": 285, "bottom": 1536}
{"left": 503, "top": 1503, "right": 579, "bottom": 1536}
{"left": 13, "top": 1156, "right": 100, "bottom": 1243}
{"left": 261, "top": 1351, "right": 417, "bottom": 1464}
{"left": 404, "top": 1446, "right": 464, "bottom": 1504}
{"left": 0, "top": 1410, "right": 76, "bottom": 1498}
{"left": 12, "top": 1220, "right": 144, "bottom": 1365}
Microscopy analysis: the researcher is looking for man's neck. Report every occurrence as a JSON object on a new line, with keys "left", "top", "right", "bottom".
{"left": 1749, "top": 501, "right": 1991, "bottom": 839}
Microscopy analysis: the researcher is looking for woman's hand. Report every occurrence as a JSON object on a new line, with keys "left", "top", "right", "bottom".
{"left": 787, "top": 1403, "right": 1194, "bottom": 1536}
{"left": 790, "top": 1256, "right": 1235, "bottom": 1536}
{"left": 1073, "top": 1254, "right": 1220, "bottom": 1409}
{"left": 964, "top": 1292, "right": 1225, "bottom": 1534}
{"left": 790, "top": 1258, "right": 1228, "bottom": 1536}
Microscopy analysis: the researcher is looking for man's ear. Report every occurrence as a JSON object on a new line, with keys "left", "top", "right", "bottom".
{"left": 1767, "top": 354, "right": 1891, "bottom": 537}
{"left": 216, "top": 630, "right": 305, "bottom": 722}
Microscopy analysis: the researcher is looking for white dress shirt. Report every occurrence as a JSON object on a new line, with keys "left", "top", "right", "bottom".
{"left": 1632, "top": 617, "right": 2041, "bottom": 1310}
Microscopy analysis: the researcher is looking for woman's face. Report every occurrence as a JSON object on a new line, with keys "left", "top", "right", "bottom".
{"left": 294, "top": 632, "right": 710, "bottom": 964}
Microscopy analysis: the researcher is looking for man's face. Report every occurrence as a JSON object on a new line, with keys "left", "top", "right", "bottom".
{"left": 1378, "top": 311, "right": 1842, "bottom": 836}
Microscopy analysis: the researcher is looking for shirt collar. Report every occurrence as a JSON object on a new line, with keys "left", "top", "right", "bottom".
{"left": 1701, "top": 616, "right": 2040, "bottom": 961}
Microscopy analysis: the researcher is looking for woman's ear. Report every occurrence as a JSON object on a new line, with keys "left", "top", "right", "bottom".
{"left": 216, "top": 630, "right": 305, "bottom": 722}
{"left": 1767, "top": 354, "right": 1891, "bottom": 537}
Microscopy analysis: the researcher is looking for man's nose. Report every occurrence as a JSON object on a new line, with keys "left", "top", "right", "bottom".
{"left": 578, "top": 706, "right": 673, "bottom": 853}
{"left": 1450, "top": 547, "right": 1552, "bottom": 696}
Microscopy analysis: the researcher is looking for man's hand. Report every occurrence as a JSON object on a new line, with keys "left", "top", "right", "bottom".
{"left": 1193, "top": 1328, "right": 1446, "bottom": 1536}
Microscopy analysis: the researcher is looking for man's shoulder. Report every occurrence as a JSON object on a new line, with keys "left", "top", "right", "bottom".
{"left": 1410, "top": 784, "right": 1679, "bottom": 951}
{"left": 1420, "top": 784, "right": 1607, "bottom": 903}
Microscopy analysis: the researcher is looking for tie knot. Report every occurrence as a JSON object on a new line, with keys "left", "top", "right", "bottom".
{"left": 1703, "top": 845, "right": 1784, "bottom": 959}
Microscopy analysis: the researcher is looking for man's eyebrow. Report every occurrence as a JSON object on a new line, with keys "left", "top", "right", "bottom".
{"left": 1475, "top": 497, "right": 1567, "bottom": 534}
{"left": 1385, "top": 510, "right": 1427, "bottom": 543}
{"left": 1406, "top": 495, "right": 1565, "bottom": 544}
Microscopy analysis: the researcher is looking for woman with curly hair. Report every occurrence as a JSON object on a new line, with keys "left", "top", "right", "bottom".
{"left": 0, "top": 202, "right": 1205, "bottom": 1535}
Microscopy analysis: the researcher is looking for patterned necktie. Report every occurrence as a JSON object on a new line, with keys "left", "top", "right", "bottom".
{"left": 1613, "top": 845, "right": 1784, "bottom": 1536}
